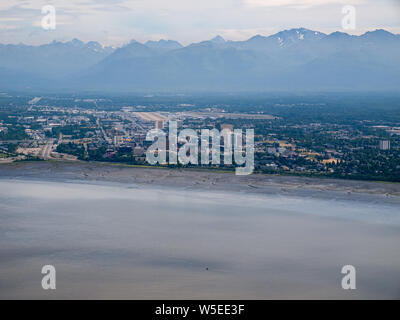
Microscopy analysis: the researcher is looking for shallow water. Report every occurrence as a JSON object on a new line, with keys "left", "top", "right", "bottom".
{"left": 0, "top": 179, "right": 399, "bottom": 299}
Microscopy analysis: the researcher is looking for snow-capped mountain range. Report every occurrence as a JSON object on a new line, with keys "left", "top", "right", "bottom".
{"left": 1, "top": 28, "right": 399, "bottom": 92}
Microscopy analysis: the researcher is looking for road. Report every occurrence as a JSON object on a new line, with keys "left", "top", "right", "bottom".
{"left": 41, "top": 139, "right": 54, "bottom": 160}
{"left": 96, "top": 117, "right": 112, "bottom": 144}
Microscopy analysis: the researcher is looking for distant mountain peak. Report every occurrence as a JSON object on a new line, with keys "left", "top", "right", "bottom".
{"left": 367, "top": 29, "right": 394, "bottom": 35}
{"left": 145, "top": 39, "right": 182, "bottom": 46}
{"left": 361, "top": 29, "right": 396, "bottom": 40}
{"left": 249, "top": 34, "right": 267, "bottom": 41}
{"left": 327, "top": 31, "right": 352, "bottom": 39}
{"left": 274, "top": 27, "right": 324, "bottom": 37}
{"left": 210, "top": 35, "right": 225, "bottom": 43}
{"left": 268, "top": 28, "right": 326, "bottom": 47}
{"left": 87, "top": 40, "right": 101, "bottom": 46}
{"left": 287, "top": 27, "right": 310, "bottom": 32}
{"left": 145, "top": 39, "right": 183, "bottom": 52}
{"left": 189, "top": 35, "right": 227, "bottom": 48}
{"left": 146, "top": 39, "right": 172, "bottom": 44}
{"left": 69, "top": 38, "right": 84, "bottom": 46}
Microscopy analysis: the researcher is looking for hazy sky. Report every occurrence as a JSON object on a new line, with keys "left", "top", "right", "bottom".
{"left": 0, "top": 0, "right": 399, "bottom": 46}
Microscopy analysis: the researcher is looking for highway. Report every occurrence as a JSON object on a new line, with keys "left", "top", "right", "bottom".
{"left": 41, "top": 139, "right": 54, "bottom": 160}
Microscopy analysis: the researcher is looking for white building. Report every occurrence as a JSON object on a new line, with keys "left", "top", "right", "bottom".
{"left": 379, "top": 140, "right": 390, "bottom": 150}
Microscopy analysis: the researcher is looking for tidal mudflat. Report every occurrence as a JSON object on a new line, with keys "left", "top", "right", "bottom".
{"left": 0, "top": 162, "right": 399, "bottom": 299}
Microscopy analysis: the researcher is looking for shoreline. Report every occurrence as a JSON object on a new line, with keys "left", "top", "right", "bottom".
{"left": 1, "top": 160, "right": 399, "bottom": 204}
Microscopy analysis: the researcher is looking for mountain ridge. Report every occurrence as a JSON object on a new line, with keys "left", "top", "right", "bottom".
{"left": 1, "top": 28, "right": 399, "bottom": 92}
{"left": 2, "top": 28, "right": 397, "bottom": 50}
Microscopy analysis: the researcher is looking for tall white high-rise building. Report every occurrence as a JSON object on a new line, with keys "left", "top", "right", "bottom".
{"left": 379, "top": 140, "right": 390, "bottom": 150}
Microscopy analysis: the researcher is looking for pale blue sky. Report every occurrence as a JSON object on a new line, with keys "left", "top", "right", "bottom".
{"left": 0, "top": 0, "right": 399, "bottom": 45}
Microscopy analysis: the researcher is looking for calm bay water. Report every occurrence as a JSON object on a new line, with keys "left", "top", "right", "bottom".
{"left": 0, "top": 178, "right": 399, "bottom": 299}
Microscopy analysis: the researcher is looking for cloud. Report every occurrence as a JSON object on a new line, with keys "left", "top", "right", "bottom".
{"left": 245, "top": 0, "right": 365, "bottom": 8}
{"left": 0, "top": 17, "right": 24, "bottom": 22}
